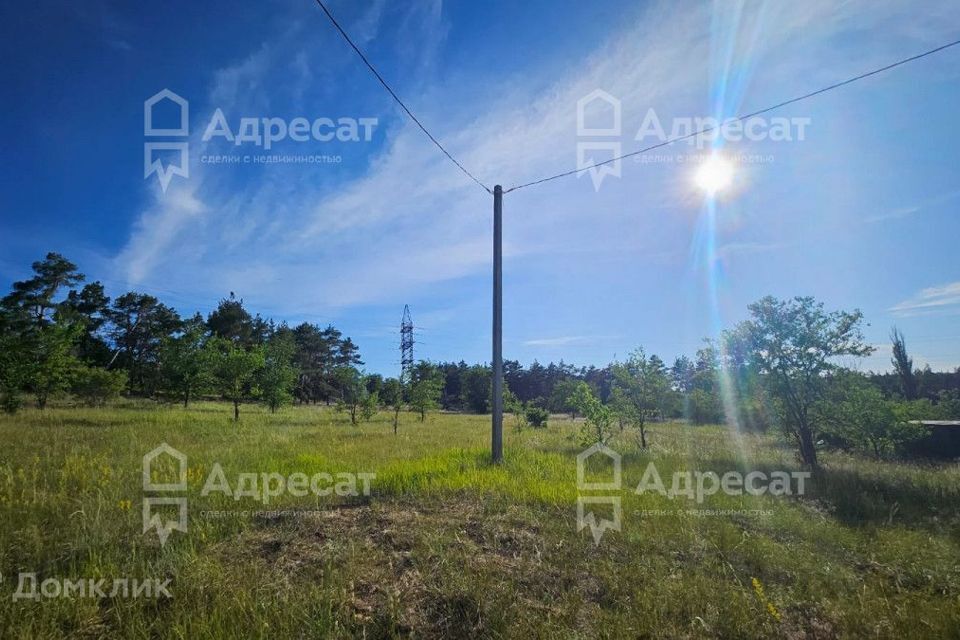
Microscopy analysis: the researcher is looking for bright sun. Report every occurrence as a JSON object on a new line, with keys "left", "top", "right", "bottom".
{"left": 694, "top": 155, "right": 734, "bottom": 194}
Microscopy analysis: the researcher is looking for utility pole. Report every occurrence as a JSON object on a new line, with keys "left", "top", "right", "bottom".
{"left": 492, "top": 185, "right": 503, "bottom": 464}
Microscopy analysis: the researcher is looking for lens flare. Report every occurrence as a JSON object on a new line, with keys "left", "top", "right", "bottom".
{"left": 695, "top": 155, "right": 734, "bottom": 194}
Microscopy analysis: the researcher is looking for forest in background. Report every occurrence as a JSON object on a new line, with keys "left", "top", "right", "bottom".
{"left": 2, "top": 252, "right": 959, "bottom": 465}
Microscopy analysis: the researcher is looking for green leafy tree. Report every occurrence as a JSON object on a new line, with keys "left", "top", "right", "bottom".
{"left": 570, "top": 381, "right": 614, "bottom": 445}
{"left": 503, "top": 387, "right": 527, "bottom": 430}
{"left": 683, "top": 341, "right": 724, "bottom": 424}
{"left": 381, "top": 377, "right": 404, "bottom": 434}
{"left": 549, "top": 378, "right": 581, "bottom": 417}
{"left": 693, "top": 342, "right": 721, "bottom": 392}
{"left": 160, "top": 315, "right": 213, "bottom": 407}
{"left": 64, "top": 282, "right": 112, "bottom": 366}
{"left": 732, "top": 296, "right": 874, "bottom": 468}
{"left": 211, "top": 338, "right": 264, "bottom": 421}
{"left": 0, "top": 254, "right": 86, "bottom": 410}
{"left": 935, "top": 389, "right": 960, "bottom": 419}
{"left": 671, "top": 355, "right": 695, "bottom": 393}
{"left": 107, "top": 292, "right": 182, "bottom": 395}
{"left": 889, "top": 397, "right": 939, "bottom": 422}
{"left": 409, "top": 362, "right": 444, "bottom": 421}
{"left": 688, "top": 388, "right": 722, "bottom": 424}
{"left": 460, "top": 364, "right": 491, "bottom": 413}
{"left": 25, "top": 317, "right": 83, "bottom": 409}
{"left": 290, "top": 322, "right": 363, "bottom": 404}
{"left": 723, "top": 325, "right": 774, "bottom": 432}
{"left": 360, "top": 390, "right": 379, "bottom": 422}
{"left": 1, "top": 252, "right": 84, "bottom": 326}
{"left": 259, "top": 331, "right": 298, "bottom": 413}
{"left": 365, "top": 373, "right": 384, "bottom": 397}
{"left": 817, "top": 371, "right": 923, "bottom": 459}
{"left": 206, "top": 292, "right": 269, "bottom": 348}
{"left": 333, "top": 366, "right": 378, "bottom": 425}
{"left": 890, "top": 327, "right": 918, "bottom": 400}
{"left": 609, "top": 386, "right": 629, "bottom": 432}
{"left": 611, "top": 348, "right": 671, "bottom": 448}
{"left": 0, "top": 311, "right": 28, "bottom": 413}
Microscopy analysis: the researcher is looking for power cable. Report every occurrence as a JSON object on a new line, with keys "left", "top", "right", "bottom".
{"left": 313, "top": 0, "right": 492, "bottom": 194}
{"left": 505, "top": 38, "right": 960, "bottom": 193}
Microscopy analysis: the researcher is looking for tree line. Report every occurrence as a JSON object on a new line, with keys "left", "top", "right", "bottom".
{"left": 2, "top": 253, "right": 958, "bottom": 466}
{"left": 541, "top": 298, "right": 959, "bottom": 467}
{"left": 427, "top": 301, "right": 960, "bottom": 467}
{"left": 0, "top": 254, "right": 487, "bottom": 428}
{"left": 0, "top": 254, "right": 367, "bottom": 418}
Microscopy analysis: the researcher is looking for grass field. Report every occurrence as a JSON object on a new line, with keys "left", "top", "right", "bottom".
{"left": 1, "top": 402, "right": 959, "bottom": 639}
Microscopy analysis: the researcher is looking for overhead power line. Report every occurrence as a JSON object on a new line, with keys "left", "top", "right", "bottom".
{"left": 313, "top": 0, "right": 492, "bottom": 194}
{"left": 311, "top": 0, "right": 957, "bottom": 196}
{"left": 504, "top": 37, "right": 960, "bottom": 193}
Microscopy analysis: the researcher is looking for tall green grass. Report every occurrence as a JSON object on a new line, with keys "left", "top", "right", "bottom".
{"left": 0, "top": 401, "right": 958, "bottom": 638}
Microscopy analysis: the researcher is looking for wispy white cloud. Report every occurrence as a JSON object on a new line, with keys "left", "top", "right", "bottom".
{"left": 112, "top": 0, "right": 959, "bottom": 321}
{"left": 106, "top": 39, "right": 132, "bottom": 51}
{"left": 351, "top": 0, "right": 388, "bottom": 45}
{"left": 714, "top": 241, "right": 788, "bottom": 261}
{"left": 864, "top": 205, "right": 920, "bottom": 224}
{"left": 865, "top": 189, "right": 960, "bottom": 223}
{"left": 114, "top": 186, "right": 206, "bottom": 286}
{"left": 890, "top": 281, "right": 960, "bottom": 316}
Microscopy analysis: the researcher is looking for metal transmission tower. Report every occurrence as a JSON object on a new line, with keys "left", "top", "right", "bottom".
{"left": 315, "top": 0, "right": 960, "bottom": 466}
{"left": 400, "top": 305, "right": 414, "bottom": 384}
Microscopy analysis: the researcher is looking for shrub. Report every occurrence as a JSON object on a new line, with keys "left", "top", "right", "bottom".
{"left": 0, "top": 386, "right": 22, "bottom": 414}
{"left": 525, "top": 406, "right": 549, "bottom": 428}
{"left": 818, "top": 373, "right": 925, "bottom": 459}
{"left": 72, "top": 367, "right": 127, "bottom": 407}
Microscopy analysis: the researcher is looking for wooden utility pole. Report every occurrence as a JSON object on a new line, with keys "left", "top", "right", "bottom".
{"left": 492, "top": 185, "right": 503, "bottom": 463}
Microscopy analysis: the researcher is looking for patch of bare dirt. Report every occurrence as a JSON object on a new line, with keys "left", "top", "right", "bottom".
{"left": 217, "top": 498, "right": 568, "bottom": 637}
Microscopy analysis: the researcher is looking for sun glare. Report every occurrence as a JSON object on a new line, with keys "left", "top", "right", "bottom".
{"left": 695, "top": 154, "right": 734, "bottom": 194}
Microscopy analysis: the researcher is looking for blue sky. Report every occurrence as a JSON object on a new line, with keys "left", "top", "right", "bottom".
{"left": 1, "top": 0, "right": 959, "bottom": 376}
